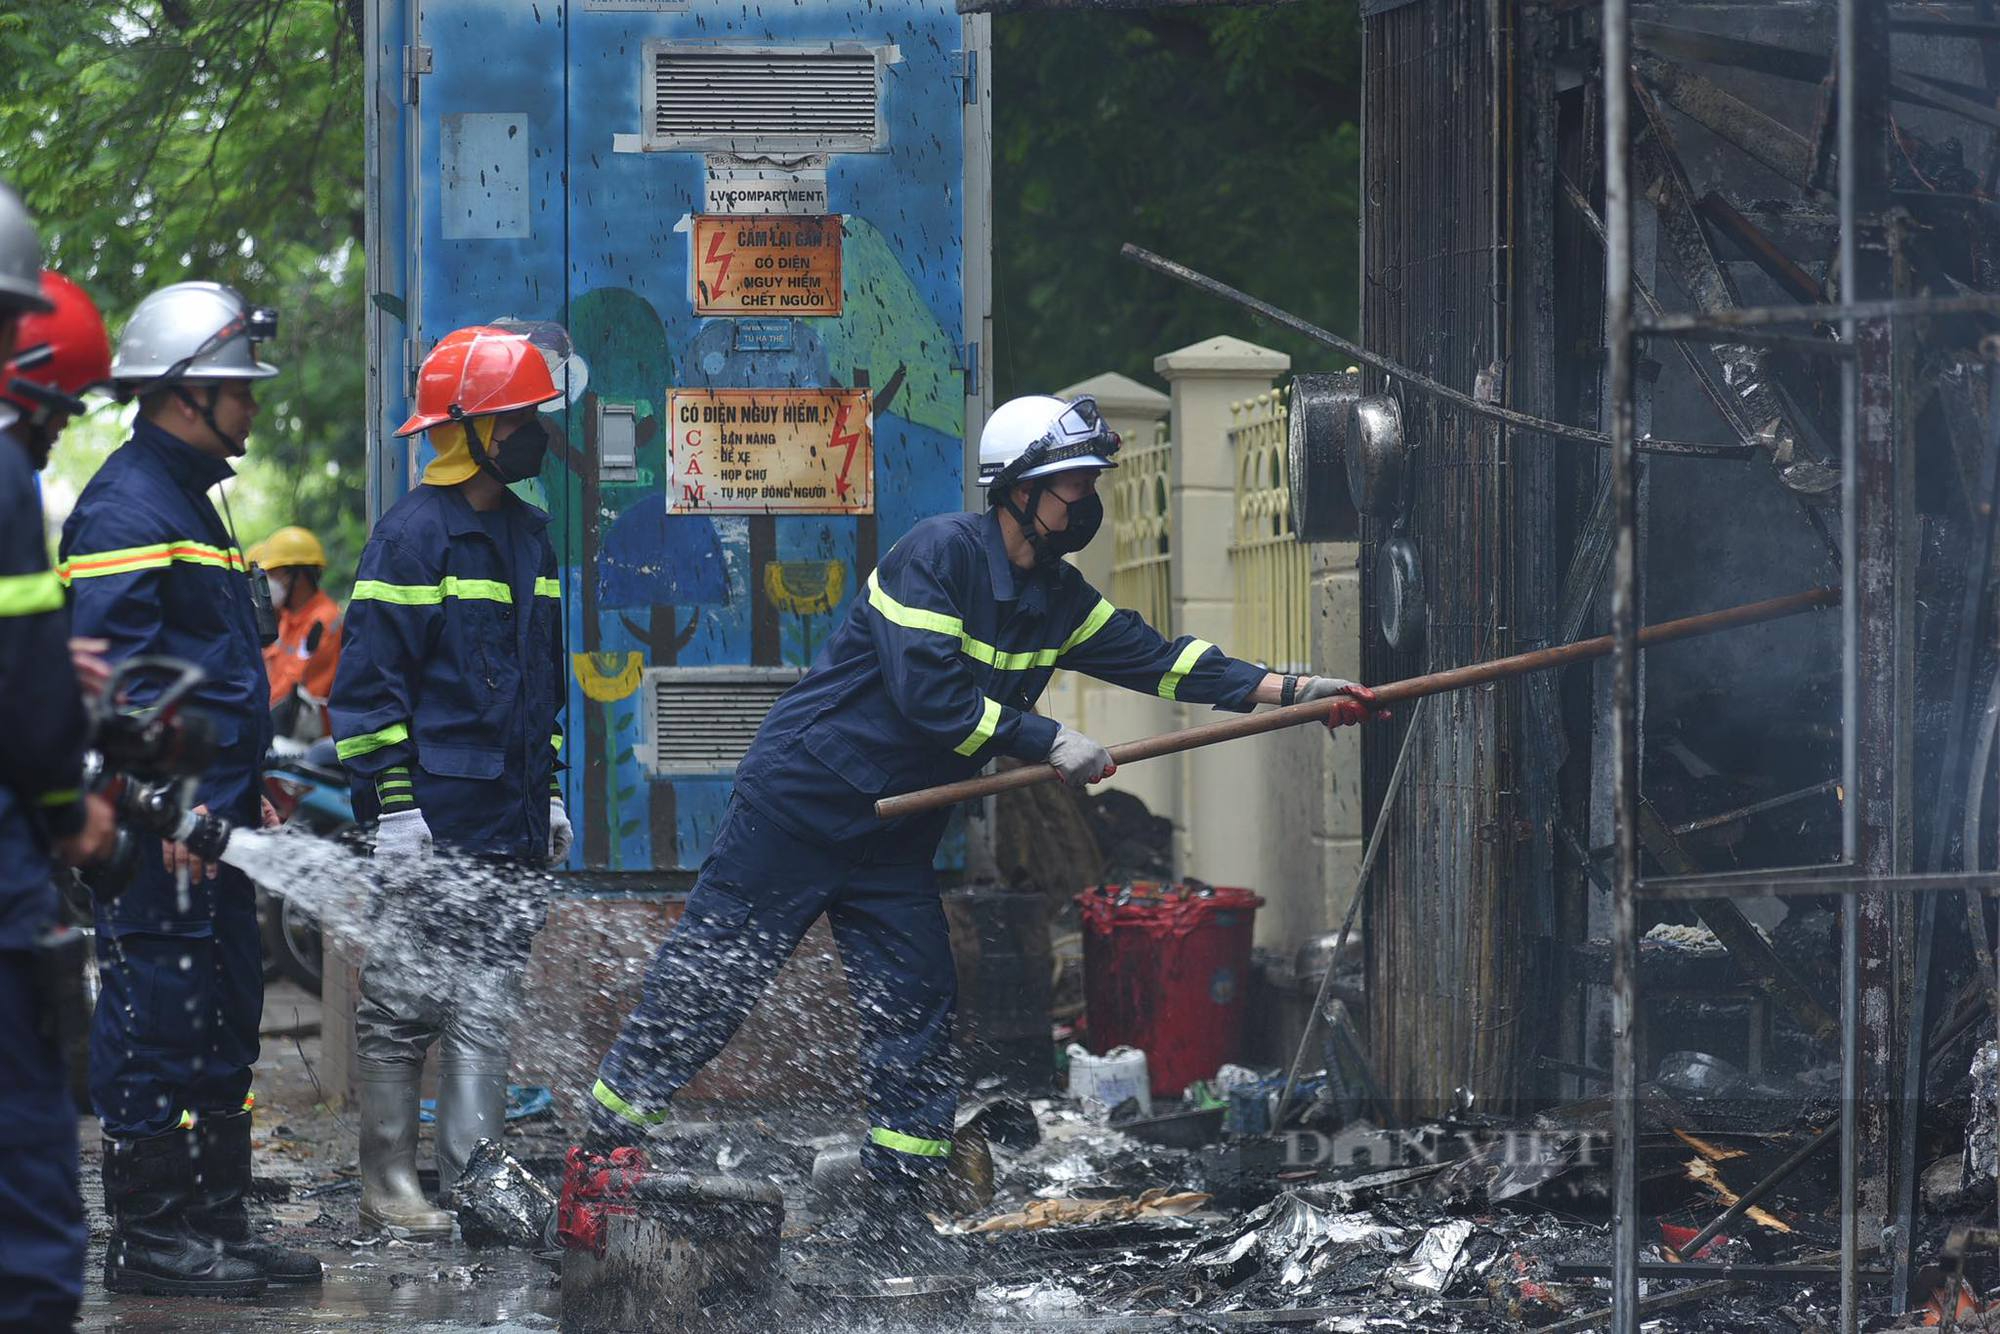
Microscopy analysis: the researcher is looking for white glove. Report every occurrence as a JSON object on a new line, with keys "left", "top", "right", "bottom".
{"left": 549, "top": 798, "right": 574, "bottom": 863}
{"left": 1048, "top": 725, "right": 1116, "bottom": 789}
{"left": 373, "top": 808, "right": 433, "bottom": 866}
{"left": 1296, "top": 676, "right": 1360, "bottom": 703}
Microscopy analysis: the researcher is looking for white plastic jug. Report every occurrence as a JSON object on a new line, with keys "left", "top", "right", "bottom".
{"left": 1067, "top": 1044, "right": 1152, "bottom": 1118}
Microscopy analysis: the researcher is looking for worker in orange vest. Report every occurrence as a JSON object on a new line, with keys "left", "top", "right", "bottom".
{"left": 252, "top": 526, "right": 343, "bottom": 741}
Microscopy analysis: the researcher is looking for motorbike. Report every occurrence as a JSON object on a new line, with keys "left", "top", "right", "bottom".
{"left": 258, "top": 735, "right": 356, "bottom": 995}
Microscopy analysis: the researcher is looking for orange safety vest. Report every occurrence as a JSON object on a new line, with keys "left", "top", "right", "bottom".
{"left": 265, "top": 587, "right": 343, "bottom": 716}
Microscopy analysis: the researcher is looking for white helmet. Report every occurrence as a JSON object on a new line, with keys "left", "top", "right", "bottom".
{"left": 977, "top": 394, "right": 1121, "bottom": 492}
{"left": 112, "top": 281, "right": 279, "bottom": 391}
{"left": 0, "top": 183, "right": 52, "bottom": 315}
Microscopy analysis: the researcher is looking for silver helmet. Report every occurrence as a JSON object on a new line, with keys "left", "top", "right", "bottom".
{"left": 0, "top": 183, "right": 52, "bottom": 315}
{"left": 111, "top": 281, "right": 279, "bottom": 389}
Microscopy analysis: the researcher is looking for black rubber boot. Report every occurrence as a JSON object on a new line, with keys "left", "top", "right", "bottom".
{"left": 188, "top": 1108, "right": 324, "bottom": 1285}
{"left": 855, "top": 1176, "right": 961, "bottom": 1278}
{"left": 103, "top": 1127, "right": 267, "bottom": 1298}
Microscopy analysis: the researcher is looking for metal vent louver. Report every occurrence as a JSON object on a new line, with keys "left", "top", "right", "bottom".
{"left": 638, "top": 667, "right": 804, "bottom": 776}
{"left": 644, "top": 43, "right": 883, "bottom": 152}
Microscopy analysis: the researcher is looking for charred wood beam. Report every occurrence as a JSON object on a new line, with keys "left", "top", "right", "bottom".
{"left": 1559, "top": 175, "right": 1841, "bottom": 556}
{"left": 1697, "top": 193, "right": 1827, "bottom": 304}
{"left": 1665, "top": 1121, "right": 1840, "bottom": 1264}
{"left": 1120, "top": 243, "right": 1754, "bottom": 459}
{"left": 1642, "top": 326, "right": 1854, "bottom": 356}
{"left": 1896, "top": 347, "right": 2000, "bottom": 1306}
{"left": 1635, "top": 20, "right": 2000, "bottom": 136}
{"left": 1631, "top": 76, "right": 1836, "bottom": 496}
{"left": 1635, "top": 55, "right": 1816, "bottom": 192}
{"left": 1635, "top": 799, "right": 1841, "bottom": 1043}
{"left": 1560, "top": 176, "right": 1767, "bottom": 448}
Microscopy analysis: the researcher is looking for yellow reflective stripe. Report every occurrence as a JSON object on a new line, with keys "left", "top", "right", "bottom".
{"left": 550, "top": 733, "right": 563, "bottom": 751}
{"left": 1059, "top": 598, "right": 1117, "bottom": 655}
{"left": 954, "top": 697, "right": 1003, "bottom": 757}
{"left": 866, "top": 570, "right": 964, "bottom": 637}
{"left": 35, "top": 788, "right": 81, "bottom": 807}
{"left": 869, "top": 1127, "right": 951, "bottom": 1158}
{"left": 0, "top": 568, "right": 63, "bottom": 616}
{"left": 352, "top": 576, "right": 515, "bottom": 605}
{"left": 1158, "top": 638, "right": 1216, "bottom": 701}
{"left": 592, "top": 1078, "right": 670, "bottom": 1127}
{"left": 242, "top": 1092, "right": 256, "bottom": 1112}
{"left": 59, "top": 541, "right": 245, "bottom": 584}
{"left": 867, "top": 571, "right": 1102, "bottom": 672}
{"left": 175, "top": 1109, "right": 196, "bottom": 1130}
{"left": 535, "top": 576, "right": 561, "bottom": 598}
{"left": 336, "top": 721, "right": 410, "bottom": 761}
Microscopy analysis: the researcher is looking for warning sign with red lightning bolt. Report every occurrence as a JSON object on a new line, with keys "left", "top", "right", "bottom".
{"left": 698, "top": 229, "right": 735, "bottom": 306}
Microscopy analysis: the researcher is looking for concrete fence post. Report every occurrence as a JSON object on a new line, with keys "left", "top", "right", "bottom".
{"left": 1154, "top": 336, "right": 1289, "bottom": 914}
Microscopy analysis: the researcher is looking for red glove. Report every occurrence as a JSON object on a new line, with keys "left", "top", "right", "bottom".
{"left": 1320, "top": 682, "right": 1386, "bottom": 730}
{"left": 557, "top": 1145, "right": 649, "bottom": 1256}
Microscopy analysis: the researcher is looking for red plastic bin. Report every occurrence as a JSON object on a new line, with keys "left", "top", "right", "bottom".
{"left": 1079, "top": 882, "right": 1265, "bottom": 1098}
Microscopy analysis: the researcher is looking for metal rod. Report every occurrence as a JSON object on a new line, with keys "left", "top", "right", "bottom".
{"left": 1887, "top": 17, "right": 2000, "bottom": 37}
{"left": 1555, "top": 1262, "right": 1888, "bottom": 1281}
{"left": 1269, "top": 696, "right": 1430, "bottom": 1131}
{"left": 1118, "top": 243, "right": 1754, "bottom": 459}
{"left": 1604, "top": 0, "right": 1640, "bottom": 1326}
{"left": 1641, "top": 327, "right": 1857, "bottom": 355}
{"left": 1642, "top": 869, "right": 2000, "bottom": 902}
{"left": 1636, "top": 291, "right": 2000, "bottom": 334}
{"left": 1672, "top": 780, "right": 1841, "bottom": 837}
{"left": 1667, "top": 1121, "right": 1839, "bottom": 1262}
{"left": 875, "top": 588, "right": 1836, "bottom": 820}
{"left": 1539, "top": 1249, "right": 1861, "bottom": 1334}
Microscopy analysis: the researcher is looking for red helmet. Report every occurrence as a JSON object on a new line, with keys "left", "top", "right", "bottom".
{"left": 5, "top": 271, "right": 112, "bottom": 418}
{"left": 395, "top": 325, "right": 561, "bottom": 437}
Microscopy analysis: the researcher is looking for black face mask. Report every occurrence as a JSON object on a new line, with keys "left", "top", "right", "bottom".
{"left": 478, "top": 414, "right": 550, "bottom": 484}
{"left": 1045, "top": 491, "right": 1104, "bottom": 556}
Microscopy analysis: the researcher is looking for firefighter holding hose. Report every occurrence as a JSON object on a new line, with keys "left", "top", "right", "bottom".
{"left": 580, "top": 393, "right": 1382, "bottom": 1264}
{"left": 329, "top": 326, "right": 569, "bottom": 1239}
{"left": 62, "top": 279, "right": 319, "bottom": 1296}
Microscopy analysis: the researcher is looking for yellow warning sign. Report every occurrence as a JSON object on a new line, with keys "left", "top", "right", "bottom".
{"left": 668, "top": 388, "right": 873, "bottom": 515}
{"left": 691, "top": 215, "right": 843, "bottom": 316}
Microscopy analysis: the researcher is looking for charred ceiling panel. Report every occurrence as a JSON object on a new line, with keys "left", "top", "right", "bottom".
{"left": 1360, "top": 0, "right": 1532, "bottom": 1118}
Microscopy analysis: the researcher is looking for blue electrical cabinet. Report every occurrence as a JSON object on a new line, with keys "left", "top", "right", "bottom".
{"left": 364, "top": 0, "right": 991, "bottom": 874}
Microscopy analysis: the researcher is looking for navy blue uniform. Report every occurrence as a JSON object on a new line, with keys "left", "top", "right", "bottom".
{"left": 60, "top": 417, "right": 273, "bottom": 1139}
{"left": 0, "top": 421, "right": 91, "bottom": 1326}
{"left": 329, "top": 483, "right": 565, "bottom": 861}
{"left": 594, "top": 510, "right": 1264, "bottom": 1180}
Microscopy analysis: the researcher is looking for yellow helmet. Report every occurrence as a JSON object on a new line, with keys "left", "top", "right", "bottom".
{"left": 259, "top": 525, "right": 326, "bottom": 569}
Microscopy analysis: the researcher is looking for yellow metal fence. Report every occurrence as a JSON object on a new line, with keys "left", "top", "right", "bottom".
{"left": 1109, "top": 420, "right": 1173, "bottom": 636}
{"left": 1230, "top": 388, "right": 1310, "bottom": 673}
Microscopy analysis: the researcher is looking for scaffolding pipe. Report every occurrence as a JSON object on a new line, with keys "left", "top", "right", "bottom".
{"left": 1837, "top": 0, "right": 1865, "bottom": 1324}
{"left": 1602, "top": 0, "right": 1641, "bottom": 1329}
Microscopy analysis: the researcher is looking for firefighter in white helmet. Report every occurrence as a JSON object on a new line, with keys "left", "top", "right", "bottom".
{"left": 582, "top": 392, "right": 1382, "bottom": 1269}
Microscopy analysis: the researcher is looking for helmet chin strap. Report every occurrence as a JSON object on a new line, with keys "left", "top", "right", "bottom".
{"left": 999, "top": 479, "right": 1062, "bottom": 569}
{"left": 173, "top": 383, "right": 242, "bottom": 457}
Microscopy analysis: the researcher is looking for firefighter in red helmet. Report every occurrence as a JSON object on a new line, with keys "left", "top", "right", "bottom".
{"left": 330, "top": 325, "right": 570, "bottom": 1236}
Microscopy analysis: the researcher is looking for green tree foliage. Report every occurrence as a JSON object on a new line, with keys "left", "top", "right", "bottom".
{"left": 992, "top": 3, "right": 1361, "bottom": 400}
{"left": 0, "top": 1, "right": 366, "bottom": 592}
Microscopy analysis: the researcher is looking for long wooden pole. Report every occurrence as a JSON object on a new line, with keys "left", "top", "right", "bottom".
{"left": 872, "top": 585, "right": 1836, "bottom": 822}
